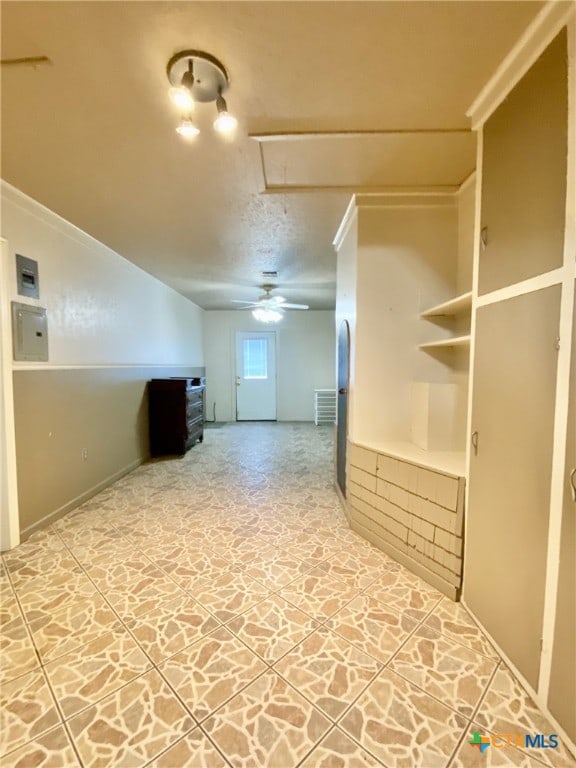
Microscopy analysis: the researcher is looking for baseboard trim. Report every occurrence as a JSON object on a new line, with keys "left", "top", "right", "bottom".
{"left": 18, "top": 458, "right": 143, "bottom": 543}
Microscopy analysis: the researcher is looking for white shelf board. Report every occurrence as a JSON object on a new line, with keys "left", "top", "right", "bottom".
{"left": 354, "top": 439, "right": 466, "bottom": 477}
{"left": 419, "top": 334, "right": 471, "bottom": 350}
{"left": 420, "top": 291, "right": 473, "bottom": 318}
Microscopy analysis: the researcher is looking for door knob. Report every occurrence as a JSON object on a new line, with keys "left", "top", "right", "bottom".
{"left": 338, "top": 387, "right": 347, "bottom": 395}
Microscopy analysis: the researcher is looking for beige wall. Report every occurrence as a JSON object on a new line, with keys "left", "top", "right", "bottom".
{"left": 1, "top": 183, "right": 204, "bottom": 366}
{"left": 354, "top": 204, "right": 457, "bottom": 445}
{"left": 1, "top": 183, "right": 205, "bottom": 543}
{"left": 203, "top": 310, "right": 335, "bottom": 422}
{"left": 13, "top": 365, "right": 203, "bottom": 536}
{"left": 456, "top": 177, "right": 475, "bottom": 295}
{"left": 333, "top": 195, "right": 474, "bottom": 454}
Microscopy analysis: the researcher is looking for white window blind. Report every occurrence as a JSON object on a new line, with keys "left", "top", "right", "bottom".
{"left": 243, "top": 338, "right": 268, "bottom": 379}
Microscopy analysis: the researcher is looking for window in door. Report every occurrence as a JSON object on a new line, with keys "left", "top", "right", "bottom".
{"left": 243, "top": 338, "right": 268, "bottom": 380}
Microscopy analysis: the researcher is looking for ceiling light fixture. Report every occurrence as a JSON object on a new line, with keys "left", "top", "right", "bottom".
{"left": 214, "top": 92, "right": 238, "bottom": 135}
{"left": 166, "top": 50, "right": 237, "bottom": 140}
{"left": 252, "top": 308, "right": 283, "bottom": 323}
{"left": 175, "top": 116, "right": 200, "bottom": 138}
{"left": 169, "top": 86, "right": 194, "bottom": 112}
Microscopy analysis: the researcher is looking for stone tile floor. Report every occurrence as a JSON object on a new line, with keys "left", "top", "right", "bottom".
{"left": 0, "top": 423, "right": 573, "bottom": 767}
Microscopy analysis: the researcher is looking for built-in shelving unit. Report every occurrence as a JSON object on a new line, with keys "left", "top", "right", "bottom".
{"left": 420, "top": 291, "right": 472, "bottom": 318}
{"left": 419, "top": 334, "right": 471, "bottom": 350}
{"left": 419, "top": 290, "right": 473, "bottom": 353}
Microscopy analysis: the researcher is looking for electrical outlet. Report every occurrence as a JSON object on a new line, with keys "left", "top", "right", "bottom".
{"left": 81, "top": 448, "right": 88, "bottom": 462}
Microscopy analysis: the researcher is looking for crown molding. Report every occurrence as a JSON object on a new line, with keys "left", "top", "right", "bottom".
{"left": 467, "top": 1, "right": 575, "bottom": 129}
{"left": 332, "top": 196, "right": 357, "bottom": 250}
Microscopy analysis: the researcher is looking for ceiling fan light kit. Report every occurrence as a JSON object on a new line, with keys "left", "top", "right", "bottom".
{"left": 166, "top": 49, "right": 237, "bottom": 139}
{"left": 252, "top": 308, "right": 283, "bottom": 323}
{"left": 231, "top": 285, "right": 309, "bottom": 323}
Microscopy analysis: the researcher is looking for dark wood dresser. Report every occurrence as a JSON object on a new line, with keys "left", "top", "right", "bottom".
{"left": 148, "top": 378, "right": 205, "bottom": 457}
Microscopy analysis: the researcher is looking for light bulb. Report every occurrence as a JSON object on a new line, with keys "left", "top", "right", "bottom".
{"left": 169, "top": 86, "right": 194, "bottom": 111}
{"left": 214, "top": 111, "right": 237, "bottom": 135}
{"left": 252, "top": 308, "right": 282, "bottom": 323}
{"left": 176, "top": 117, "right": 200, "bottom": 138}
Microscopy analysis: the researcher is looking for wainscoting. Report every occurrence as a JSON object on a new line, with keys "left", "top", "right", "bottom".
{"left": 13, "top": 366, "right": 204, "bottom": 538}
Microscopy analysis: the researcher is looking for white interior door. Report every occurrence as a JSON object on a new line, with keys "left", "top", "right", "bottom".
{"left": 235, "top": 331, "right": 276, "bottom": 421}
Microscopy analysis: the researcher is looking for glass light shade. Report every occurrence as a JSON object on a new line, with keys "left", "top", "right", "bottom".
{"left": 252, "top": 308, "right": 282, "bottom": 323}
{"left": 214, "top": 110, "right": 238, "bottom": 135}
{"left": 169, "top": 86, "right": 194, "bottom": 111}
{"left": 176, "top": 118, "right": 200, "bottom": 138}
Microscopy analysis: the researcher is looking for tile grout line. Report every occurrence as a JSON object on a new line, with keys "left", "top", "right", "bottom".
{"left": 444, "top": 659, "right": 502, "bottom": 768}
{"left": 450, "top": 660, "right": 557, "bottom": 768}
{"left": 4, "top": 423, "right": 568, "bottom": 767}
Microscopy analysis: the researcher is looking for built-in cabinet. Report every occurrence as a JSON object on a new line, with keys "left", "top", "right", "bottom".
{"left": 465, "top": 286, "right": 561, "bottom": 690}
{"left": 463, "top": 24, "right": 574, "bottom": 752}
{"left": 334, "top": 194, "right": 471, "bottom": 596}
{"left": 335, "top": 14, "right": 575, "bottom": 753}
{"left": 478, "top": 31, "right": 567, "bottom": 296}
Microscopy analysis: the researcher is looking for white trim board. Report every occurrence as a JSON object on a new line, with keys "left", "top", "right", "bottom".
{"left": 467, "top": 2, "right": 575, "bottom": 129}
{"left": 537, "top": 11, "right": 576, "bottom": 706}
{"left": 332, "top": 196, "right": 357, "bottom": 250}
{"left": 332, "top": 188, "right": 463, "bottom": 249}
{"left": 263, "top": 184, "right": 461, "bottom": 195}
{"left": 456, "top": 171, "right": 476, "bottom": 197}
{"left": 12, "top": 364, "right": 203, "bottom": 372}
{"left": 0, "top": 239, "right": 20, "bottom": 551}
{"left": 475, "top": 267, "right": 568, "bottom": 308}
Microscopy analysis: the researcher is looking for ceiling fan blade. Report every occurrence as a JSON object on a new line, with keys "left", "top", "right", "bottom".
{"left": 230, "top": 300, "right": 260, "bottom": 306}
{"left": 281, "top": 303, "right": 309, "bottom": 310}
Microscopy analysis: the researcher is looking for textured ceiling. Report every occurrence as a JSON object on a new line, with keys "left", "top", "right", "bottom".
{"left": 1, "top": 1, "right": 542, "bottom": 309}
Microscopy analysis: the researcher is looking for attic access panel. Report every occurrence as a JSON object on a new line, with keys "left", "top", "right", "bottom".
{"left": 253, "top": 131, "right": 476, "bottom": 191}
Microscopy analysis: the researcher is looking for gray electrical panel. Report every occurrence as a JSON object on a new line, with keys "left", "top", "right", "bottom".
{"left": 11, "top": 302, "right": 49, "bottom": 361}
{"left": 16, "top": 254, "right": 40, "bottom": 299}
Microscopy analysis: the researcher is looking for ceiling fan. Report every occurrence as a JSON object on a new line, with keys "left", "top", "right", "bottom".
{"left": 230, "top": 285, "right": 309, "bottom": 320}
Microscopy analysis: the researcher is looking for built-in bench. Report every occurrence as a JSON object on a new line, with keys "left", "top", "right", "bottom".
{"left": 346, "top": 441, "right": 465, "bottom": 600}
